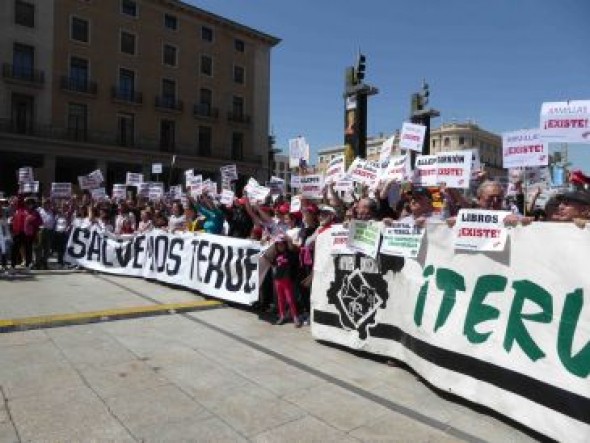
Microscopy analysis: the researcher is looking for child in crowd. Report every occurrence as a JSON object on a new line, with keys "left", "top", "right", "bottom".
{"left": 268, "top": 235, "right": 301, "bottom": 327}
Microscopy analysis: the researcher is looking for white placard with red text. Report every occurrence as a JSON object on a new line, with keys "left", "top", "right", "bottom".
{"left": 220, "top": 189, "right": 235, "bottom": 206}
{"left": 300, "top": 175, "right": 325, "bottom": 199}
{"left": 348, "top": 158, "right": 379, "bottom": 186}
{"left": 399, "top": 122, "right": 427, "bottom": 152}
{"left": 382, "top": 155, "right": 411, "bottom": 182}
{"left": 413, "top": 155, "right": 438, "bottom": 187}
{"left": 330, "top": 224, "right": 354, "bottom": 255}
{"left": 325, "top": 155, "right": 346, "bottom": 184}
{"left": 502, "top": 129, "right": 549, "bottom": 169}
{"left": 539, "top": 100, "right": 590, "bottom": 143}
{"left": 436, "top": 151, "right": 471, "bottom": 189}
{"left": 453, "top": 209, "right": 511, "bottom": 252}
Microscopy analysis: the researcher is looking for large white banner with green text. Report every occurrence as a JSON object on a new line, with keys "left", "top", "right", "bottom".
{"left": 311, "top": 222, "right": 590, "bottom": 442}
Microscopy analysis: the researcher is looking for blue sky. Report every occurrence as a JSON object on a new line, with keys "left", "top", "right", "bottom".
{"left": 190, "top": 0, "right": 590, "bottom": 170}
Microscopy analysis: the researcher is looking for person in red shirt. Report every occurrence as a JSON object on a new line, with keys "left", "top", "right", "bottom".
{"left": 11, "top": 196, "right": 41, "bottom": 269}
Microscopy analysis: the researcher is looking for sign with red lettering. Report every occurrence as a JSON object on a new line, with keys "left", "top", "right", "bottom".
{"left": 540, "top": 100, "right": 590, "bottom": 143}
{"left": 436, "top": 151, "right": 471, "bottom": 189}
{"left": 325, "top": 155, "right": 346, "bottom": 184}
{"left": 454, "top": 209, "right": 511, "bottom": 252}
{"left": 399, "top": 122, "right": 427, "bottom": 152}
{"left": 413, "top": 155, "right": 438, "bottom": 187}
{"left": 300, "top": 174, "right": 325, "bottom": 199}
{"left": 502, "top": 129, "right": 549, "bottom": 169}
{"left": 330, "top": 224, "right": 354, "bottom": 255}
{"left": 382, "top": 154, "right": 411, "bottom": 182}
{"left": 348, "top": 158, "right": 379, "bottom": 185}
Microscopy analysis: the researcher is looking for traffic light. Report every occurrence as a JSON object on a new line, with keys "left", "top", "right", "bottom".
{"left": 421, "top": 80, "right": 430, "bottom": 107}
{"left": 356, "top": 53, "right": 366, "bottom": 83}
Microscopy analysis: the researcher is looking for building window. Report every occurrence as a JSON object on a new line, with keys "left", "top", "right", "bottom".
{"left": 11, "top": 93, "right": 34, "bottom": 134}
{"left": 443, "top": 137, "right": 450, "bottom": 148}
{"left": 201, "top": 26, "right": 213, "bottom": 42}
{"left": 199, "top": 88, "right": 212, "bottom": 111}
{"left": 117, "top": 113, "right": 134, "bottom": 147}
{"left": 232, "top": 96, "right": 244, "bottom": 117}
{"left": 120, "top": 31, "right": 136, "bottom": 55}
{"left": 200, "top": 55, "right": 212, "bottom": 76}
{"left": 459, "top": 136, "right": 465, "bottom": 146}
{"left": 71, "top": 17, "right": 89, "bottom": 43}
{"left": 67, "top": 103, "right": 88, "bottom": 141}
{"left": 160, "top": 120, "right": 175, "bottom": 151}
{"left": 118, "top": 68, "right": 135, "bottom": 98}
{"left": 198, "top": 126, "right": 212, "bottom": 156}
{"left": 164, "top": 13, "right": 177, "bottom": 30}
{"left": 231, "top": 132, "right": 243, "bottom": 161}
{"left": 163, "top": 44, "right": 177, "bottom": 66}
{"left": 233, "top": 65, "right": 244, "bottom": 84}
{"left": 234, "top": 39, "right": 244, "bottom": 52}
{"left": 161, "top": 78, "right": 176, "bottom": 107}
{"left": 69, "top": 57, "right": 89, "bottom": 89}
{"left": 121, "top": 0, "right": 137, "bottom": 17}
{"left": 14, "top": 0, "right": 34, "bottom": 27}
{"left": 432, "top": 139, "right": 437, "bottom": 148}
{"left": 12, "top": 43, "right": 34, "bottom": 79}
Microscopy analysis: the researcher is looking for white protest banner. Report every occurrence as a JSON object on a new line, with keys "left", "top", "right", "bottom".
{"left": 137, "top": 182, "right": 150, "bottom": 198}
{"left": 414, "top": 155, "right": 438, "bottom": 187}
{"left": 470, "top": 149, "right": 482, "bottom": 180}
{"left": 454, "top": 209, "right": 511, "bottom": 252}
{"left": 300, "top": 174, "right": 325, "bottom": 199}
{"left": 65, "top": 227, "right": 267, "bottom": 305}
{"left": 247, "top": 183, "right": 271, "bottom": 203}
{"left": 51, "top": 183, "right": 72, "bottom": 199}
{"left": 289, "top": 136, "right": 309, "bottom": 168}
{"left": 347, "top": 219, "right": 381, "bottom": 259}
{"left": 348, "top": 158, "right": 379, "bottom": 186}
{"left": 266, "top": 178, "right": 285, "bottom": 196}
{"left": 436, "top": 151, "right": 471, "bottom": 189}
{"left": 78, "top": 175, "right": 100, "bottom": 190}
{"left": 91, "top": 187, "right": 107, "bottom": 201}
{"left": 169, "top": 185, "right": 183, "bottom": 200}
{"left": 290, "top": 175, "right": 301, "bottom": 188}
{"left": 290, "top": 195, "right": 301, "bottom": 213}
{"left": 188, "top": 175, "right": 203, "bottom": 197}
{"left": 152, "top": 163, "right": 163, "bottom": 174}
{"left": 220, "top": 164, "right": 238, "bottom": 181}
{"left": 325, "top": 155, "right": 346, "bottom": 184}
{"left": 17, "top": 167, "right": 34, "bottom": 184}
{"left": 540, "top": 100, "right": 590, "bottom": 143}
{"left": 88, "top": 169, "right": 104, "bottom": 184}
{"left": 383, "top": 155, "right": 411, "bottom": 182}
{"left": 19, "top": 181, "right": 39, "bottom": 194}
{"left": 184, "top": 169, "right": 194, "bottom": 187}
{"left": 399, "top": 122, "right": 427, "bottom": 152}
{"left": 311, "top": 223, "right": 590, "bottom": 443}
{"left": 502, "top": 129, "right": 549, "bottom": 169}
{"left": 112, "top": 184, "right": 127, "bottom": 200}
{"left": 333, "top": 176, "right": 355, "bottom": 193}
{"left": 330, "top": 224, "right": 354, "bottom": 255}
{"left": 126, "top": 172, "right": 143, "bottom": 186}
{"left": 381, "top": 222, "right": 425, "bottom": 258}
{"left": 220, "top": 189, "right": 235, "bottom": 206}
{"left": 149, "top": 182, "right": 164, "bottom": 201}
{"left": 202, "top": 179, "right": 217, "bottom": 196}
{"left": 379, "top": 136, "right": 395, "bottom": 169}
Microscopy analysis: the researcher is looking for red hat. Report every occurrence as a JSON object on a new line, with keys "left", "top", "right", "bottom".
{"left": 236, "top": 197, "right": 248, "bottom": 205}
{"left": 250, "top": 226, "right": 263, "bottom": 240}
{"left": 304, "top": 203, "right": 319, "bottom": 214}
{"left": 278, "top": 203, "right": 290, "bottom": 215}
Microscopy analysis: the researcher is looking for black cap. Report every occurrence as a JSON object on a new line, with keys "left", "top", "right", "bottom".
{"left": 559, "top": 190, "right": 590, "bottom": 206}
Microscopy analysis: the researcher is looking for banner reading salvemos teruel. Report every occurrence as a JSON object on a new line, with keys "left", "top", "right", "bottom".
{"left": 66, "top": 225, "right": 265, "bottom": 305}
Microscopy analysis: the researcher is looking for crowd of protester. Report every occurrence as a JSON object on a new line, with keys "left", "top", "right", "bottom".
{"left": 1, "top": 168, "right": 589, "bottom": 326}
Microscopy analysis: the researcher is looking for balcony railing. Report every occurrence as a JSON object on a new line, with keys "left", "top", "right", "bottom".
{"left": 193, "top": 103, "right": 219, "bottom": 119}
{"left": 111, "top": 87, "right": 143, "bottom": 104}
{"left": 60, "top": 75, "right": 98, "bottom": 95}
{"left": 155, "top": 96, "right": 183, "bottom": 112}
{"left": 227, "top": 112, "right": 251, "bottom": 124}
{"left": 2, "top": 63, "right": 44, "bottom": 85}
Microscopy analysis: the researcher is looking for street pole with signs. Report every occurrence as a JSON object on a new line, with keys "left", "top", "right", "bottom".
{"left": 410, "top": 80, "right": 440, "bottom": 165}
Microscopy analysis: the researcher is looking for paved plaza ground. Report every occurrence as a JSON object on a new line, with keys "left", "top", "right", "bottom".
{"left": 0, "top": 271, "right": 542, "bottom": 442}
